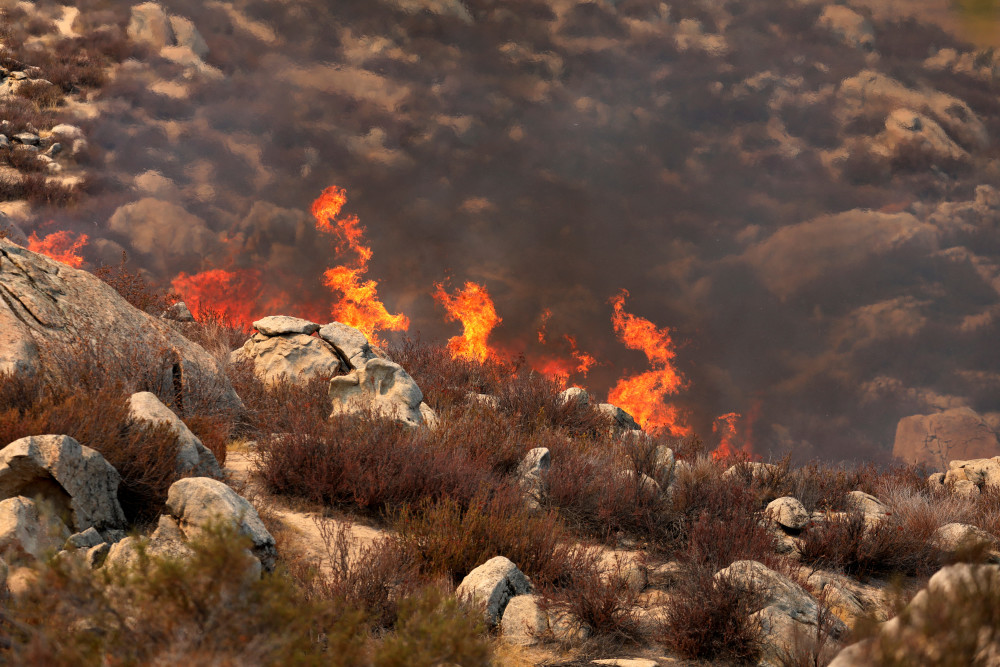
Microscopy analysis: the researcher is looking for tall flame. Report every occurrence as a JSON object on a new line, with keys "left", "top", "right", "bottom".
{"left": 27, "top": 230, "right": 88, "bottom": 268}
{"left": 606, "top": 289, "right": 690, "bottom": 435}
{"left": 311, "top": 185, "right": 408, "bottom": 343}
{"left": 172, "top": 268, "right": 265, "bottom": 323}
{"left": 711, "top": 412, "right": 741, "bottom": 461}
{"left": 433, "top": 281, "right": 501, "bottom": 363}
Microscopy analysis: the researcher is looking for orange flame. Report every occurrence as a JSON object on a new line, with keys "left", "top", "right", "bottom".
{"left": 433, "top": 281, "right": 501, "bottom": 363}
{"left": 27, "top": 230, "right": 88, "bottom": 268}
{"left": 311, "top": 185, "right": 408, "bottom": 343}
{"left": 533, "top": 309, "right": 597, "bottom": 384}
{"left": 172, "top": 268, "right": 264, "bottom": 323}
{"left": 606, "top": 289, "right": 690, "bottom": 436}
{"left": 711, "top": 412, "right": 741, "bottom": 461}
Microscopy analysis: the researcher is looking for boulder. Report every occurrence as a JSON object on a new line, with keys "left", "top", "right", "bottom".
{"left": 817, "top": 5, "right": 874, "bottom": 50}
{"left": 895, "top": 408, "right": 1000, "bottom": 469}
{"left": 65, "top": 526, "right": 103, "bottom": 550}
{"left": 845, "top": 490, "right": 887, "bottom": 518}
{"left": 128, "top": 392, "right": 222, "bottom": 477}
{"left": 500, "top": 594, "right": 546, "bottom": 646}
{"left": 954, "top": 479, "right": 981, "bottom": 497}
{"left": 944, "top": 456, "right": 1000, "bottom": 489}
{"left": 592, "top": 660, "right": 659, "bottom": 667}
{"left": 0, "top": 238, "right": 241, "bottom": 414}
{"left": 517, "top": 447, "right": 550, "bottom": 509}
{"left": 329, "top": 358, "right": 427, "bottom": 427}
{"left": 807, "top": 570, "right": 890, "bottom": 625}
{"left": 232, "top": 332, "right": 346, "bottom": 384}
{"left": 127, "top": 2, "right": 174, "bottom": 50}
{"left": 932, "top": 523, "right": 999, "bottom": 561}
{"left": 318, "top": 321, "right": 378, "bottom": 369}
{"left": 766, "top": 496, "right": 810, "bottom": 530}
{"left": 716, "top": 560, "right": 847, "bottom": 661}
{"left": 0, "top": 435, "right": 126, "bottom": 533}
{"left": 722, "top": 461, "right": 779, "bottom": 482}
{"left": 0, "top": 496, "right": 69, "bottom": 561}
{"left": 456, "top": 556, "right": 532, "bottom": 626}
{"left": 598, "top": 403, "right": 641, "bottom": 431}
{"left": 558, "top": 386, "right": 589, "bottom": 406}
{"left": 168, "top": 15, "right": 208, "bottom": 58}
{"left": 252, "top": 315, "right": 320, "bottom": 337}
{"left": 165, "top": 477, "right": 276, "bottom": 571}
{"left": 160, "top": 301, "right": 193, "bottom": 322}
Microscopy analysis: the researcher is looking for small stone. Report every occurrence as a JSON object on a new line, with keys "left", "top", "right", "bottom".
{"left": 45, "top": 142, "right": 62, "bottom": 157}
{"left": 65, "top": 527, "right": 104, "bottom": 550}
{"left": 0, "top": 135, "right": 8, "bottom": 148}
{"left": 592, "top": 660, "right": 660, "bottom": 667}
{"left": 252, "top": 315, "right": 320, "bottom": 336}
{"left": 13, "top": 133, "right": 39, "bottom": 145}
{"left": 766, "top": 496, "right": 810, "bottom": 530}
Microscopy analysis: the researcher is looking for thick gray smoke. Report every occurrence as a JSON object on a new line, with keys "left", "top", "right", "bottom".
{"left": 42, "top": 0, "right": 1000, "bottom": 461}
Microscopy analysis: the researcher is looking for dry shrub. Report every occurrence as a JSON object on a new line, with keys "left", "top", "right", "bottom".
{"left": 387, "top": 336, "right": 508, "bottom": 410}
{"left": 15, "top": 80, "right": 62, "bottom": 108}
{"left": 254, "top": 410, "right": 495, "bottom": 515}
{"left": 796, "top": 510, "right": 938, "bottom": 579}
{"left": 657, "top": 565, "right": 765, "bottom": 663}
{"left": 393, "top": 486, "right": 576, "bottom": 587}
{"left": 94, "top": 252, "right": 179, "bottom": 314}
{"left": 182, "top": 414, "right": 229, "bottom": 468}
{"left": 19, "top": 174, "right": 81, "bottom": 207}
{"left": 177, "top": 308, "right": 253, "bottom": 358}
{"left": 544, "top": 551, "right": 643, "bottom": 645}
{"left": 0, "top": 380, "right": 181, "bottom": 525}
{"left": 0, "top": 145, "right": 46, "bottom": 173}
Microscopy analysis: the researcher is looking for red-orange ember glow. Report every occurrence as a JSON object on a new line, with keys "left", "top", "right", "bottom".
{"left": 172, "top": 268, "right": 264, "bottom": 323}
{"left": 711, "top": 412, "right": 741, "bottom": 461}
{"left": 606, "top": 289, "right": 691, "bottom": 436}
{"left": 311, "top": 185, "right": 408, "bottom": 343}
{"left": 534, "top": 310, "right": 597, "bottom": 384}
{"left": 433, "top": 281, "right": 501, "bottom": 363}
{"left": 27, "top": 230, "right": 88, "bottom": 268}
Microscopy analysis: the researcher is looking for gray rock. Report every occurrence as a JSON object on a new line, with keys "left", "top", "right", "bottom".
{"left": 44, "top": 142, "right": 62, "bottom": 157}
{"left": 896, "top": 408, "right": 1000, "bottom": 470}
{"left": 932, "top": 523, "right": 998, "bottom": 560}
{"left": 766, "top": 496, "right": 810, "bottom": 530}
{"left": 0, "top": 238, "right": 241, "bottom": 414}
{"left": 0, "top": 496, "right": 69, "bottom": 561}
{"left": 128, "top": 391, "right": 222, "bottom": 477}
{"left": 165, "top": 477, "right": 275, "bottom": 571}
{"left": 944, "top": 456, "right": 1000, "bottom": 489}
{"left": 161, "top": 301, "right": 194, "bottom": 322}
{"left": 329, "top": 358, "right": 426, "bottom": 426}
{"left": 127, "top": 2, "right": 175, "bottom": 50}
{"left": 0, "top": 435, "right": 126, "bottom": 533}
{"left": 0, "top": 135, "right": 8, "bottom": 148}
{"left": 598, "top": 403, "right": 641, "bottom": 431}
{"left": 845, "top": 490, "right": 887, "bottom": 518}
{"left": 716, "top": 560, "right": 847, "bottom": 662}
{"left": 253, "top": 315, "right": 320, "bottom": 336}
{"left": 558, "top": 386, "right": 589, "bottom": 406}
{"left": 65, "top": 526, "right": 103, "bottom": 550}
{"left": 232, "top": 332, "right": 346, "bottom": 385}
{"left": 12, "top": 133, "right": 39, "bottom": 145}
{"left": 318, "top": 321, "right": 377, "bottom": 369}
{"left": 419, "top": 402, "right": 439, "bottom": 429}
{"left": 722, "top": 461, "right": 779, "bottom": 481}
{"left": 86, "top": 542, "right": 110, "bottom": 568}
{"left": 456, "top": 556, "right": 532, "bottom": 626}
{"left": 517, "top": 447, "right": 550, "bottom": 509}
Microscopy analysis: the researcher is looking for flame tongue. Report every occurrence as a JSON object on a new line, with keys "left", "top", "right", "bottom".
{"left": 606, "top": 289, "right": 690, "bottom": 436}
{"left": 312, "top": 185, "right": 408, "bottom": 343}
{"left": 711, "top": 412, "right": 741, "bottom": 461}
{"left": 27, "top": 230, "right": 88, "bottom": 268}
{"left": 433, "top": 281, "right": 501, "bottom": 363}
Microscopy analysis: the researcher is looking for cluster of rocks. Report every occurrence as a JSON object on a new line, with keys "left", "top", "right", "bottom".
{"left": 927, "top": 455, "right": 1000, "bottom": 499}
{"left": 232, "top": 315, "right": 437, "bottom": 428}
{"left": 0, "top": 427, "right": 272, "bottom": 594}
{"left": 127, "top": 2, "right": 220, "bottom": 79}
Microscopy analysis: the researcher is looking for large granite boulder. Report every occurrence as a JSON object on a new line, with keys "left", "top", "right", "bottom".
{"left": 329, "top": 358, "right": 427, "bottom": 426}
{"left": 165, "top": 477, "right": 276, "bottom": 571}
{"left": 893, "top": 407, "right": 1000, "bottom": 469}
{"left": 0, "top": 435, "right": 126, "bottom": 533}
{"left": 0, "top": 238, "right": 240, "bottom": 414}
{"left": 456, "top": 556, "right": 532, "bottom": 627}
{"left": 318, "top": 321, "right": 378, "bottom": 369}
{"left": 128, "top": 392, "right": 222, "bottom": 477}
{"left": 232, "top": 331, "right": 347, "bottom": 384}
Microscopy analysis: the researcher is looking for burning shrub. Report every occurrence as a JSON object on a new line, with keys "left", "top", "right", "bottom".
{"left": 796, "top": 510, "right": 938, "bottom": 579}
{"left": 387, "top": 336, "right": 508, "bottom": 410}
{"left": 392, "top": 486, "right": 576, "bottom": 587}
{"left": 656, "top": 564, "right": 765, "bottom": 663}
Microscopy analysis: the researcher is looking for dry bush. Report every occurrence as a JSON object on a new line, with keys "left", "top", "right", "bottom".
{"left": 657, "top": 564, "right": 765, "bottom": 663}
{"left": 177, "top": 308, "right": 253, "bottom": 358}
{"left": 796, "top": 510, "right": 938, "bottom": 579}
{"left": 393, "top": 485, "right": 576, "bottom": 587}
{"left": 15, "top": 80, "right": 62, "bottom": 109}
{"left": 181, "top": 414, "right": 229, "bottom": 468}
{"left": 20, "top": 174, "right": 81, "bottom": 207}
{"left": 0, "top": 145, "right": 47, "bottom": 173}
{"left": 94, "top": 253, "right": 180, "bottom": 314}
{"left": 544, "top": 551, "right": 643, "bottom": 645}
{"left": 227, "top": 360, "right": 333, "bottom": 438}
{"left": 387, "top": 336, "right": 509, "bottom": 410}
{"left": 254, "top": 410, "right": 495, "bottom": 515}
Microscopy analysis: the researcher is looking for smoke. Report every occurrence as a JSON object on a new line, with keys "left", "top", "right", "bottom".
{"left": 33, "top": 0, "right": 1000, "bottom": 461}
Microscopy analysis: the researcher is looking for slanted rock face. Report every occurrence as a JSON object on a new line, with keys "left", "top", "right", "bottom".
{"left": 717, "top": 560, "right": 847, "bottom": 661}
{"left": 598, "top": 403, "right": 641, "bottom": 431}
{"left": 318, "top": 321, "right": 378, "bottom": 369}
{"left": 232, "top": 332, "right": 346, "bottom": 384}
{"left": 0, "top": 496, "right": 69, "bottom": 561}
{"left": 0, "top": 238, "right": 240, "bottom": 414}
{"left": 329, "top": 358, "right": 426, "bottom": 426}
{"left": 893, "top": 407, "right": 1000, "bottom": 469}
{"left": 0, "top": 435, "right": 126, "bottom": 533}
{"left": 252, "top": 315, "right": 320, "bottom": 337}
{"left": 456, "top": 556, "right": 533, "bottom": 626}
{"left": 165, "top": 477, "right": 276, "bottom": 571}
{"left": 128, "top": 392, "right": 222, "bottom": 477}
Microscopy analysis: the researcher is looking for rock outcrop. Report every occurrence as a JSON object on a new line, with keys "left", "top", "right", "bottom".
{"left": 329, "top": 357, "right": 428, "bottom": 427}
{"left": 0, "top": 435, "right": 126, "bottom": 533}
{"left": 0, "top": 496, "right": 69, "bottom": 561}
{"left": 456, "top": 556, "right": 532, "bottom": 626}
{"left": 894, "top": 407, "right": 1000, "bottom": 468}
{"left": 232, "top": 330, "right": 347, "bottom": 384}
{"left": 0, "top": 238, "right": 241, "bottom": 415}
{"left": 128, "top": 392, "right": 222, "bottom": 477}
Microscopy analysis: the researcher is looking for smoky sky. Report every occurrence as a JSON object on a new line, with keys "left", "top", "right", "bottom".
{"left": 39, "top": 0, "right": 1000, "bottom": 462}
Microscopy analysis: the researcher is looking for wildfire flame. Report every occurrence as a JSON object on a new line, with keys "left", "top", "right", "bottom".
{"left": 533, "top": 310, "right": 597, "bottom": 384}
{"left": 433, "top": 280, "right": 501, "bottom": 363}
{"left": 711, "top": 412, "right": 741, "bottom": 461}
{"left": 606, "top": 289, "right": 691, "bottom": 436}
{"left": 27, "top": 230, "right": 88, "bottom": 268}
{"left": 311, "top": 185, "right": 408, "bottom": 343}
{"left": 172, "top": 268, "right": 265, "bottom": 323}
